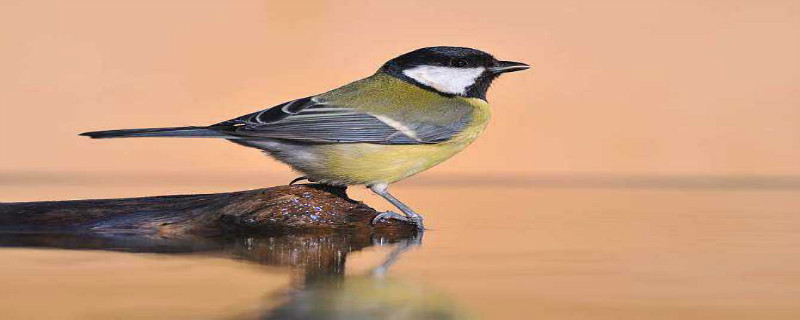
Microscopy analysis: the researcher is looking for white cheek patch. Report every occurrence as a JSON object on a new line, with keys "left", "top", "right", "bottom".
{"left": 402, "top": 65, "right": 485, "bottom": 95}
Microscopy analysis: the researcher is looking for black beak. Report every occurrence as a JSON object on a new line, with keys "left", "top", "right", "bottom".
{"left": 490, "top": 60, "right": 530, "bottom": 74}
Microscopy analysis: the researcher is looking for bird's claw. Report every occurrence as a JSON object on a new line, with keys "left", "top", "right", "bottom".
{"left": 372, "top": 211, "right": 409, "bottom": 225}
{"left": 372, "top": 211, "right": 425, "bottom": 230}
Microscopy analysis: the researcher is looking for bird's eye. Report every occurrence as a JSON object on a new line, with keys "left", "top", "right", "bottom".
{"left": 450, "top": 59, "right": 469, "bottom": 68}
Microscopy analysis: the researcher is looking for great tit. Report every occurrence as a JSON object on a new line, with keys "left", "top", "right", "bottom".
{"left": 81, "top": 46, "right": 529, "bottom": 229}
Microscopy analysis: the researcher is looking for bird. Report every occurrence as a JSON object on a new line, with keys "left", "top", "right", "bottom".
{"left": 80, "top": 46, "right": 529, "bottom": 230}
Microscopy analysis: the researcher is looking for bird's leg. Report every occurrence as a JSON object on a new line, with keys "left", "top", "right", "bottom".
{"left": 289, "top": 176, "right": 308, "bottom": 185}
{"left": 369, "top": 184, "right": 425, "bottom": 229}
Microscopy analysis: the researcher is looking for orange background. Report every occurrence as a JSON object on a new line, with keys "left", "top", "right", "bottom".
{"left": 1, "top": 0, "right": 799, "bottom": 179}
{"left": 2, "top": 3, "right": 800, "bottom": 318}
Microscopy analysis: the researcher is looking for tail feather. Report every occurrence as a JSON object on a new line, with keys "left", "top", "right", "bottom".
{"left": 80, "top": 126, "right": 229, "bottom": 139}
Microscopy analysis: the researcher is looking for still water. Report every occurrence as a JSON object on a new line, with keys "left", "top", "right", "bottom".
{"left": 1, "top": 176, "right": 799, "bottom": 319}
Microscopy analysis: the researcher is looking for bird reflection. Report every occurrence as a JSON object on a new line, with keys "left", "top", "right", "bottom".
{"left": 0, "top": 229, "right": 469, "bottom": 319}
{"left": 262, "top": 233, "right": 470, "bottom": 320}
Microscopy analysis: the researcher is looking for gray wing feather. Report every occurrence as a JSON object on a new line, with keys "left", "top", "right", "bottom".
{"left": 210, "top": 97, "right": 467, "bottom": 144}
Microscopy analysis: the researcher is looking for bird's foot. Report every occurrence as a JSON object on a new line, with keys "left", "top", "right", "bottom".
{"left": 372, "top": 211, "right": 408, "bottom": 224}
{"left": 371, "top": 211, "right": 425, "bottom": 230}
{"left": 408, "top": 215, "right": 425, "bottom": 230}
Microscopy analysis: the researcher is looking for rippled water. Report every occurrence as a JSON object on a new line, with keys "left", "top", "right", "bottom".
{"left": 1, "top": 177, "right": 799, "bottom": 319}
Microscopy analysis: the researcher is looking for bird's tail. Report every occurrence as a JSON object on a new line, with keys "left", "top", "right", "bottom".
{"left": 80, "top": 126, "right": 228, "bottom": 139}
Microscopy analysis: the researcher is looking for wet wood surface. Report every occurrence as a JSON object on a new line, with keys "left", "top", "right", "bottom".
{"left": 0, "top": 184, "right": 417, "bottom": 237}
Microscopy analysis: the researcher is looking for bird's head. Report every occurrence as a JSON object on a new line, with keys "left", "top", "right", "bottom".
{"left": 380, "top": 46, "right": 529, "bottom": 100}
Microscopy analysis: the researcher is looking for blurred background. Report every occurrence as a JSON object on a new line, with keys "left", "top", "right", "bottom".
{"left": 2, "top": 1, "right": 800, "bottom": 319}
{"left": 2, "top": 0, "right": 799, "bottom": 196}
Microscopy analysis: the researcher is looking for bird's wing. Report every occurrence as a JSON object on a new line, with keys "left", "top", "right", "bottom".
{"left": 209, "top": 96, "right": 468, "bottom": 144}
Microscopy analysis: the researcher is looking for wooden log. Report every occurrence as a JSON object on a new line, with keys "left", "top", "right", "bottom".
{"left": 0, "top": 184, "right": 417, "bottom": 237}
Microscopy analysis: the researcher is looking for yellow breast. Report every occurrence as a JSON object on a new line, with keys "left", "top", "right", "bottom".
{"left": 309, "top": 98, "right": 491, "bottom": 185}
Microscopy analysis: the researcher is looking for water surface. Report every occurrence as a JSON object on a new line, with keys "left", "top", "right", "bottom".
{"left": 1, "top": 177, "right": 799, "bottom": 319}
